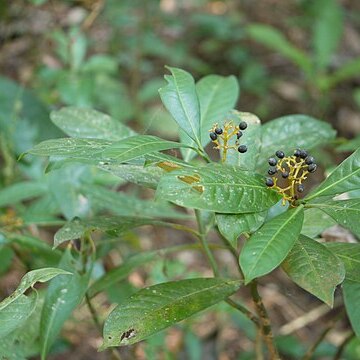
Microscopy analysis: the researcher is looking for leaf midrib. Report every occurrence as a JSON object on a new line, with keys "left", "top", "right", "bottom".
{"left": 172, "top": 72, "right": 200, "bottom": 144}
{"left": 247, "top": 206, "right": 303, "bottom": 279}
{"left": 104, "top": 137, "right": 187, "bottom": 160}
{"left": 306, "top": 161, "right": 360, "bottom": 200}
{"left": 107, "top": 279, "right": 239, "bottom": 341}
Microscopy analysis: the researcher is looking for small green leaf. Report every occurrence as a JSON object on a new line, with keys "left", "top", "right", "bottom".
{"left": 282, "top": 235, "right": 345, "bottom": 306}
{"left": 101, "top": 278, "right": 241, "bottom": 349}
{"left": 0, "top": 268, "right": 71, "bottom": 311}
{"left": 247, "top": 24, "right": 312, "bottom": 74}
{"left": 216, "top": 211, "right": 266, "bottom": 248}
{"left": 240, "top": 206, "right": 304, "bottom": 284}
{"left": 343, "top": 280, "right": 360, "bottom": 337}
{"left": 159, "top": 67, "right": 201, "bottom": 145}
{"left": 156, "top": 164, "right": 280, "bottom": 213}
{"left": 0, "top": 181, "right": 48, "bottom": 207}
{"left": 40, "top": 250, "right": 91, "bottom": 359}
{"left": 326, "top": 243, "right": 360, "bottom": 282}
{"left": 51, "top": 107, "right": 136, "bottom": 140}
{"left": 310, "top": 199, "right": 360, "bottom": 238}
{"left": 258, "top": 115, "right": 336, "bottom": 168}
{"left": 180, "top": 75, "right": 239, "bottom": 161}
{"left": 306, "top": 148, "right": 360, "bottom": 200}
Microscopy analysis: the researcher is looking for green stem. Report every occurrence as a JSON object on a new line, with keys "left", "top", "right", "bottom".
{"left": 302, "top": 311, "right": 345, "bottom": 360}
{"left": 195, "top": 210, "right": 219, "bottom": 276}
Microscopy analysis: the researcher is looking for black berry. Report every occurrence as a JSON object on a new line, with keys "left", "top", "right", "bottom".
{"left": 282, "top": 171, "right": 289, "bottom": 178}
{"left": 294, "top": 149, "right": 301, "bottom": 157}
{"left": 210, "top": 132, "right": 217, "bottom": 141}
{"left": 297, "top": 184, "right": 305, "bottom": 193}
{"left": 300, "top": 150, "right": 308, "bottom": 159}
{"left": 275, "top": 150, "right": 285, "bottom": 159}
{"left": 308, "top": 163, "right": 317, "bottom": 173}
{"left": 268, "top": 167, "right": 277, "bottom": 175}
{"left": 239, "top": 121, "right": 248, "bottom": 130}
{"left": 236, "top": 131, "right": 243, "bottom": 139}
{"left": 268, "top": 157, "right": 277, "bottom": 166}
{"left": 238, "top": 145, "right": 248, "bottom": 153}
{"left": 215, "top": 127, "right": 223, "bottom": 135}
{"left": 265, "top": 178, "right": 274, "bottom": 187}
{"left": 305, "top": 156, "right": 315, "bottom": 165}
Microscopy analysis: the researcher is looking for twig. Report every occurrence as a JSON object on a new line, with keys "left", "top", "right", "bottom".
{"left": 302, "top": 311, "right": 345, "bottom": 360}
{"left": 333, "top": 332, "right": 354, "bottom": 360}
{"left": 82, "top": 0, "right": 105, "bottom": 30}
{"left": 279, "top": 301, "right": 340, "bottom": 336}
{"left": 250, "top": 281, "right": 280, "bottom": 360}
{"left": 255, "top": 327, "right": 264, "bottom": 360}
{"left": 85, "top": 293, "right": 122, "bottom": 360}
{"left": 226, "top": 298, "right": 260, "bottom": 328}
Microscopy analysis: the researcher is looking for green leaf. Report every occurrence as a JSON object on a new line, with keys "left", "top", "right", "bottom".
{"left": 40, "top": 250, "right": 91, "bottom": 359}
{"left": 301, "top": 208, "right": 336, "bottom": 238}
{"left": 343, "top": 280, "right": 360, "bottom": 337}
{"left": 82, "top": 184, "right": 188, "bottom": 219}
{"left": 224, "top": 111, "right": 262, "bottom": 170}
{"left": 258, "top": 115, "right": 336, "bottom": 168}
{"left": 0, "top": 293, "right": 37, "bottom": 338}
{"left": 311, "top": 199, "right": 360, "bottom": 238}
{"left": 312, "top": 0, "right": 343, "bottom": 70}
{"left": 306, "top": 148, "right": 360, "bottom": 200}
{"left": 26, "top": 137, "right": 112, "bottom": 160}
{"left": 98, "top": 163, "right": 163, "bottom": 189}
{"left": 326, "top": 243, "right": 360, "bottom": 282}
{"left": 216, "top": 211, "right": 266, "bottom": 248}
{"left": 0, "top": 293, "right": 44, "bottom": 359}
{"left": 101, "top": 135, "right": 191, "bottom": 162}
{"left": 156, "top": 164, "right": 280, "bottom": 213}
{"left": 159, "top": 67, "right": 201, "bottom": 145}
{"left": 100, "top": 278, "right": 241, "bottom": 349}
{"left": 282, "top": 235, "right": 345, "bottom": 306}
{"left": 54, "top": 216, "right": 173, "bottom": 248}
{"left": 240, "top": 206, "right": 304, "bottom": 284}
{"left": 26, "top": 135, "right": 190, "bottom": 166}
{"left": 0, "top": 181, "right": 48, "bottom": 207}
{"left": 247, "top": 24, "right": 312, "bottom": 74}
{"left": 0, "top": 268, "right": 71, "bottom": 311}
{"left": 51, "top": 107, "right": 136, "bottom": 140}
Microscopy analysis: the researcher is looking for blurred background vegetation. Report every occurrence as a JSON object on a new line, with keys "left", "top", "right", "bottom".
{"left": 1, "top": 0, "right": 360, "bottom": 359}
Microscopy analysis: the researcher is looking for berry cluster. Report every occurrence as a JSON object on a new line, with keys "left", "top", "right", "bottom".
{"left": 265, "top": 149, "right": 317, "bottom": 205}
{"left": 209, "top": 121, "right": 248, "bottom": 162}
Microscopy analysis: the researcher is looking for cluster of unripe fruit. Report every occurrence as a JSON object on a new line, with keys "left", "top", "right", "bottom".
{"left": 265, "top": 148, "right": 317, "bottom": 204}
{"left": 209, "top": 121, "right": 248, "bottom": 158}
